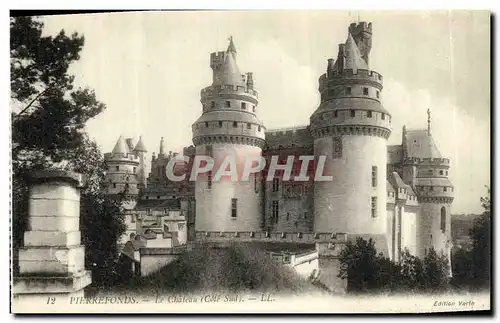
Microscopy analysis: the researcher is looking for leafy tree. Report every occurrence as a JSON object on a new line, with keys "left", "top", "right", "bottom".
{"left": 469, "top": 186, "right": 491, "bottom": 287}
{"left": 11, "top": 16, "right": 125, "bottom": 285}
{"left": 422, "top": 248, "right": 450, "bottom": 292}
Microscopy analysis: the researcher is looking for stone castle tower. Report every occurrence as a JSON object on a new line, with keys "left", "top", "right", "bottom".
{"left": 192, "top": 37, "right": 266, "bottom": 232}
{"left": 104, "top": 135, "right": 148, "bottom": 210}
{"left": 309, "top": 22, "right": 392, "bottom": 241}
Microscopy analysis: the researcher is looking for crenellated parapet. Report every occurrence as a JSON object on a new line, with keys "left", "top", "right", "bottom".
{"left": 403, "top": 157, "right": 450, "bottom": 167}
{"left": 195, "top": 231, "right": 348, "bottom": 244}
{"left": 310, "top": 124, "right": 391, "bottom": 140}
{"left": 320, "top": 69, "right": 383, "bottom": 91}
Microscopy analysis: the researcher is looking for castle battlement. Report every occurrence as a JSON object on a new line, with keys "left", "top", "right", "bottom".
{"left": 403, "top": 157, "right": 451, "bottom": 166}
{"left": 320, "top": 69, "right": 383, "bottom": 89}
{"left": 104, "top": 152, "right": 140, "bottom": 164}
{"left": 201, "top": 84, "right": 259, "bottom": 100}
{"left": 210, "top": 51, "right": 226, "bottom": 70}
{"left": 265, "top": 126, "right": 309, "bottom": 137}
{"left": 349, "top": 22, "right": 373, "bottom": 34}
{"left": 195, "top": 231, "right": 348, "bottom": 244}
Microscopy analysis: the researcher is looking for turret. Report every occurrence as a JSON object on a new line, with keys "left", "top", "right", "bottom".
{"left": 348, "top": 22, "right": 372, "bottom": 66}
{"left": 192, "top": 37, "right": 266, "bottom": 234}
{"left": 309, "top": 22, "right": 391, "bottom": 250}
{"left": 104, "top": 135, "right": 140, "bottom": 209}
{"left": 133, "top": 136, "right": 148, "bottom": 188}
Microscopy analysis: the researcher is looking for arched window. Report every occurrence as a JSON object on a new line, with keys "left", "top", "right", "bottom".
{"left": 440, "top": 207, "right": 446, "bottom": 233}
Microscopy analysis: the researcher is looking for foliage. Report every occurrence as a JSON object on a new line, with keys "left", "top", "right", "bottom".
{"left": 339, "top": 238, "right": 450, "bottom": 294}
{"left": 451, "top": 186, "right": 491, "bottom": 289}
{"left": 10, "top": 16, "right": 125, "bottom": 284}
{"left": 118, "top": 244, "right": 317, "bottom": 294}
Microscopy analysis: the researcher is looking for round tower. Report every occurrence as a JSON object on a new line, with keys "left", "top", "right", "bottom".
{"left": 104, "top": 135, "right": 140, "bottom": 210}
{"left": 309, "top": 23, "right": 391, "bottom": 236}
{"left": 411, "top": 157, "right": 454, "bottom": 261}
{"left": 192, "top": 37, "right": 266, "bottom": 232}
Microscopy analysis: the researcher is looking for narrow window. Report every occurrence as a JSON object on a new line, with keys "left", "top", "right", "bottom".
{"left": 440, "top": 207, "right": 446, "bottom": 233}
{"left": 226, "top": 101, "right": 231, "bottom": 108}
{"left": 430, "top": 186, "right": 433, "bottom": 191}
{"left": 346, "top": 87, "right": 351, "bottom": 95}
{"left": 350, "top": 110, "right": 355, "bottom": 117}
{"left": 372, "top": 166, "right": 377, "bottom": 187}
{"left": 332, "top": 137, "right": 342, "bottom": 159}
{"left": 440, "top": 170, "right": 444, "bottom": 175}
{"left": 233, "top": 121, "right": 238, "bottom": 128}
{"left": 231, "top": 198, "right": 238, "bottom": 218}
{"left": 241, "top": 102, "right": 246, "bottom": 109}
{"left": 205, "top": 122, "right": 209, "bottom": 127}
{"left": 157, "top": 195, "right": 160, "bottom": 199}
{"left": 272, "top": 201, "right": 279, "bottom": 224}
{"left": 371, "top": 197, "right": 377, "bottom": 217}
{"left": 367, "top": 110, "right": 372, "bottom": 118}
{"left": 376, "top": 90, "right": 380, "bottom": 98}
{"left": 206, "top": 145, "right": 213, "bottom": 189}
{"left": 211, "top": 101, "right": 215, "bottom": 109}
{"left": 146, "top": 208, "right": 151, "bottom": 214}
{"left": 334, "top": 110, "right": 338, "bottom": 118}
{"left": 113, "top": 183, "right": 117, "bottom": 189}
{"left": 164, "top": 209, "right": 168, "bottom": 215}
{"left": 219, "top": 121, "right": 223, "bottom": 127}
{"left": 258, "top": 126, "right": 261, "bottom": 131}
{"left": 363, "top": 87, "right": 369, "bottom": 95}
{"left": 272, "top": 178, "right": 280, "bottom": 192}
{"left": 381, "top": 113, "right": 385, "bottom": 120}
{"left": 252, "top": 106, "right": 256, "bottom": 112}
{"left": 133, "top": 167, "right": 136, "bottom": 173}
{"left": 247, "top": 123, "right": 251, "bottom": 129}
{"left": 446, "top": 171, "right": 449, "bottom": 176}
{"left": 444, "top": 187, "right": 448, "bottom": 192}
{"left": 116, "top": 166, "right": 119, "bottom": 171}
{"left": 286, "top": 213, "right": 290, "bottom": 221}
{"left": 254, "top": 173, "right": 258, "bottom": 193}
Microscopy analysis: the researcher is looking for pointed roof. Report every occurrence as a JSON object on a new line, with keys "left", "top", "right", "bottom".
{"left": 134, "top": 136, "right": 147, "bottom": 152}
{"left": 112, "top": 135, "right": 129, "bottom": 154}
{"left": 404, "top": 129, "right": 442, "bottom": 159}
{"left": 213, "top": 38, "right": 245, "bottom": 86}
{"left": 227, "top": 36, "right": 237, "bottom": 54}
{"left": 344, "top": 33, "right": 368, "bottom": 70}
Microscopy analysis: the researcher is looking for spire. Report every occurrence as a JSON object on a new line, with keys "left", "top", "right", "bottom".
{"left": 134, "top": 136, "right": 147, "bottom": 152}
{"left": 159, "top": 137, "right": 165, "bottom": 156}
{"left": 213, "top": 37, "right": 245, "bottom": 86}
{"left": 227, "top": 36, "right": 237, "bottom": 54}
{"left": 427, "top": 108, "right": 431, "bottom": 135}
{"left": 344, "top": 32, "right": 368, "bottom": 71}
{"left": 112, "top": 135, "right": 128, "bottom": 155}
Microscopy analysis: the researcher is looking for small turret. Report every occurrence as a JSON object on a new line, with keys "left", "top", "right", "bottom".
{"left": 125, "top": 138, "right": 135, "bottom": 152}
{"left": 134, "top": 136, "right": 147, "bottom": 153}
{"left": 212, "top": 36, "right": 245, "bottom": 87}
{"left": 159, "top": 137, "right": 165, "bottom": 157}
{"left": 112, "top": 135, "right": 129, "bottom": 155}
{"left": 246, "top": 72, "right": 254, "bottom": 89}
{"left": 348, "top": 21, "right": 372, "bottom": 66}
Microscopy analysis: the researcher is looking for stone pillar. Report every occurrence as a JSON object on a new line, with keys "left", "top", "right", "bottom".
{"left": 13, "top": 170, "right": 92, "bottom": 304}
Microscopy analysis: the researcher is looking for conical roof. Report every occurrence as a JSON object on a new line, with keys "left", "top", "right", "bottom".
{"left": 213, "top": 38, "right": 245, "bottom": 86}
{"left": 344, "top": 33, "right": 368, "bottom": 70}
{"left": 112, "top": 135, "right": 129, "bottom": 154}
{"left": 404, "top": 129, "right": 442, "bottom": 159}
{"left": 134, "top": 136, "right": 147, "bottom": 152}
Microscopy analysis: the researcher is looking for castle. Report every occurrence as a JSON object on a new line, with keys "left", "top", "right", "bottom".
{"left": 105, "top": 22, "right": 454, "bottom": 283}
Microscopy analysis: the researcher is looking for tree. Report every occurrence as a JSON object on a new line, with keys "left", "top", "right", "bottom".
{"left": 422, "top": 248, "right": 450, "bottom": 292}
{"left": 10, "top": 16, "right": 125, "bottom": 285}
{"left": 469, "top": 186, "right": 491, "bottom": 287}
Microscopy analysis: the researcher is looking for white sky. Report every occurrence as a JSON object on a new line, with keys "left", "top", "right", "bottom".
{"left": 40, "top": 10, "right": 490, "bottom": 214}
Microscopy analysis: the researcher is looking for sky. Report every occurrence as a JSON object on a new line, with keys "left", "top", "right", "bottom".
{"left": 41, "top": 11, "right": 490, "bottom": 214}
